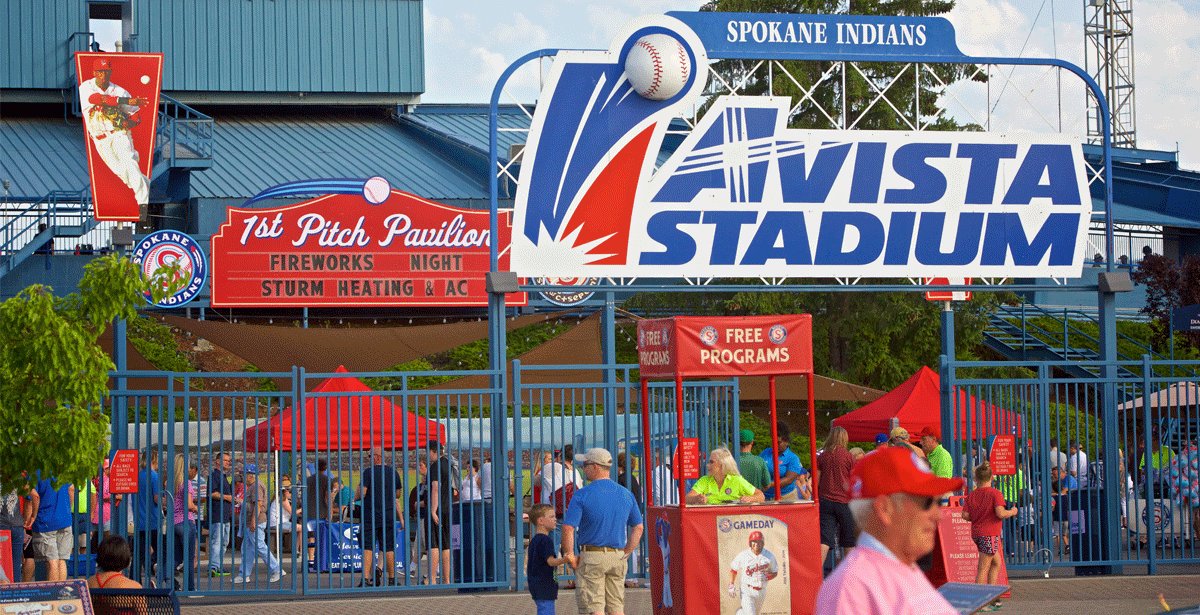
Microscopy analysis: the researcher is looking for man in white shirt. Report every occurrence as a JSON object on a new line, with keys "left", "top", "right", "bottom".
{"left": 651, "top": 447, "right": 680, "bottom": 506}
{"left": 1048, "top": 438, "right": 1068, "bottom": 473}
{"left": 1067, "top": 440, "right": 1089, "bottom": 488}
{"left": 78, "top": 57, "right": 150, "bottom": 207}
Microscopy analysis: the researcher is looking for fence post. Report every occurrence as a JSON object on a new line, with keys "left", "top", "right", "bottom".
{"left": 511, "top": 359, "right": 523, "bottom": 591}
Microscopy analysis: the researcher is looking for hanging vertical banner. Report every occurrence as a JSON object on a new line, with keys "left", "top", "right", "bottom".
{"left": 75, "top": 52, "right": 164, "bottom": 221}
{"left": 210, "top": 186, "right": 527, "bottom": 307}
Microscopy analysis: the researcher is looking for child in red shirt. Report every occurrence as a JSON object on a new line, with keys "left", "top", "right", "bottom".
{"left": 962, "top": 461, "right": 1017, "bottom": 610}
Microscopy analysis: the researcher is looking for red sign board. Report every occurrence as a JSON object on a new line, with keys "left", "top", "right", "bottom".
{"left": 108, "top": 449, "right": 140, "bottom": 494}
{"left": 0, "top": 530, "right": 11, "bottom": 583}
{"left": 678, "top": 438, "right": 702, "bottom": 480}
{"left": 75, "top": 52, "right": 164, "bottom": 221}
{"left": 924, "top": 277, "right": 973, "bottom": 301}
{"left": 927, "top": 497, "right": 1010, "bottom": 596}
{"left": 988, "top": 435, "right": 1017, "bottom": 476}
{"left": 637, "top": 315, "right": 813, "bottom": 379}
{"left": 210, "top": 192, "right": 527, "bottom": 307}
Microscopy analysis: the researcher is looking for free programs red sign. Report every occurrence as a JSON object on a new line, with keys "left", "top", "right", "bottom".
{"left": 210, "top": 192, "right": 527, "bottom": 307}
{"left": 637, "top": 315, "right": 812, "bottom": 379}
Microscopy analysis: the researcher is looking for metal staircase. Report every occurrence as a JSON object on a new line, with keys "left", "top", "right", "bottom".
{"left": 1, "top": 96, "right": 213, "bottom": 283}
{"left": 983, "top": 303, "right": 1193, "bottom": 386}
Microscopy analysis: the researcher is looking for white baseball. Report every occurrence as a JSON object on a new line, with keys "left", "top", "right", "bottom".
{"left": 140, "top": 75, "right": 150, "bottom": 85}
{"left": 625, "top": 34, "right": 690, "bottom": 101}
{"left": 362, "top": 176, "right": 391, "bottom": 204}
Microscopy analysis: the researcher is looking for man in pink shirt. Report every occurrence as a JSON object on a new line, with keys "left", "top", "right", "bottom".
{"left": 814, "top": 447, "right": 965, "bottom": 615}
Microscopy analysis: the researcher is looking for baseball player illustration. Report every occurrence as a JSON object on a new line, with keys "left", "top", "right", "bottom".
{"left": 78, "top": 57, "right": 150, "bottom": 207}
{"left": 728, "top": 531, "right": 779, "bottom": 615}
{"left": 655, "top": 516, "right": 673, "bottom": 608}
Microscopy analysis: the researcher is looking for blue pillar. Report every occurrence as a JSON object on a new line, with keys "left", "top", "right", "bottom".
{"left": 1098, "top": 285, "right": 1122, "bottom": 574}
{"left": 939, "top": 304, "right": 958, "bottom": 477}
{"left": 601, "top": 291, "right": 618, "bottom": 454}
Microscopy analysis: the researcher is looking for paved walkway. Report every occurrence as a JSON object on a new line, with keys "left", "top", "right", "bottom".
{"left": 181, "top": 573, "right": 1200, "bottom": 614}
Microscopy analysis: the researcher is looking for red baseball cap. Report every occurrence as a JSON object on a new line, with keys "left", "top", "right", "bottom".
{"left": 748, "top": 531, "right": 764, "bottom": 543}
{"left": 94, "top": 58, "right": 112, "bottom": 71}
{"left": 850, "top": 446, "right": 963, "bottom": 499}
{"left": 918, "top": 426, "right": 941, "bottom": 440}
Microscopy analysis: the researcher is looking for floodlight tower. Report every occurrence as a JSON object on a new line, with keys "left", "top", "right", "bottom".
{"left": 1084, "top": 0, "right": 1136, "bottom": 148}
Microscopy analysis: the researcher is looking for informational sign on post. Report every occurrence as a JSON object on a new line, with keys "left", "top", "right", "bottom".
{"left": 108, "top": 449, "right": 141, "bottom": 494}
{"left": 988, "top": 435, "right": 1017, "bottom": 476}
{"left": 0, "top": 580, "right": 95, "bottom": 614}
{"left": 678, "top": 438, "right": 702, "bottom": 479}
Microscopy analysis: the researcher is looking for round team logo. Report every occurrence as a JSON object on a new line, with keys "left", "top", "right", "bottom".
{"left": 768, "top": 324, "right": 788, "bottom": 344}
{"left": 535, "top": 277, "right": 601, "bottom": 306}
{"left": 718, "top": 518, "right": 733, "bottom": 533}
{"left": 1148, "top": 502, "right": 1171, "bottom": 531}
{"left": 725, "top": 487, "right": 733, "bottom": 495}
{"left": 699, "top": 326, "right": 719, "bottom": 346}
{"left": 131, "top": 230, "right": 208, "bottom": 308}
{"left": 662, "top": 327, "right": 670, "bottom": 347}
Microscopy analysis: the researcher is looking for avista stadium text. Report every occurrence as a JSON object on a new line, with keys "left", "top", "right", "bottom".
{"left": 632, "top": 132, "right": 1090, "bottom": 275}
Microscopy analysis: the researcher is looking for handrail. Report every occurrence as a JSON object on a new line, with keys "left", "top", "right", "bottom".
{"left": 155, "top": 95, "right": 214, "bottom": 171}
{"left": 990, "top": 302, "right": 1195, "bottom": 378}
{"left": 0, "top": 189, "right": 94, "bottom": 277}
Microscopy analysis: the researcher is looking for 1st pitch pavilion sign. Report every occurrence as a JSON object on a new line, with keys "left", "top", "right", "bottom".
{"left": 209, "top": 190, "right": 527, "bottom": 307}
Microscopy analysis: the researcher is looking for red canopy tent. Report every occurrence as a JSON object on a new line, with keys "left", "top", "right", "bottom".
{"left": 243, "top": 366, "right": 445, "bottom": 452}
{"left": 831, "top": 366, "right": 1023, "bottom": 442}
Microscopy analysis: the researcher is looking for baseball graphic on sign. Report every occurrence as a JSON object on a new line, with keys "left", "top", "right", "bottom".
{"left": 363, "top": 176, "right": 391, "bottom": 204}
{"left": 140, "top": 75, "right": 150, "bottom": 84}
{"left": 625, "top": 33, "right": 690, "bottom": 101}
{"left": 718, "top": 514, "right": 790, "bottom": 615}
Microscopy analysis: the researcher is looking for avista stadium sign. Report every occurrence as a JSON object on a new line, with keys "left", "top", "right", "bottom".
{"left": 510, "top": 16, "right": 1092, "bottom": 279}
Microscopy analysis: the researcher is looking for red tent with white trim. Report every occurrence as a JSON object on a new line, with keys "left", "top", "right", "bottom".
{"left": 831, "top": 366, "right": 1022, "bottom": 443}
{"left": 243, "top": 366, "right": 445, "bottom": 452}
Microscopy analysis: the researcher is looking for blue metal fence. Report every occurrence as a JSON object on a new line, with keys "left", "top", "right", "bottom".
{"left": 945, "top": 358, "right": 1200, "bottom": 575}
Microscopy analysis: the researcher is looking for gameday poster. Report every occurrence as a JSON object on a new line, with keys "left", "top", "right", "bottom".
{"left": 0, "top": 579, "right": 95, "bottom": 615}
{"left": 718, "top": 514, "right": 790, "bottom": 615}
{"left": 75, "top": 52, "right": 163, "bottom": 222}
{"left": 209, "top": 189, "right": 527, "bottom": 307}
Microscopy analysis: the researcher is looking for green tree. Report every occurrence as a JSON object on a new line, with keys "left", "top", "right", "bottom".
{"left": 1130, "top": 254, "right": 1200, "bottom": 351}
{"left": 0, "top": 255, "right": 175, "bottom": 491}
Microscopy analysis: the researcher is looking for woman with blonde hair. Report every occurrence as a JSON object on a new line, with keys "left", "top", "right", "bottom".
{"left": 171, "top": 454, "right": 198, "bottom": 591}
{"left": 686, "top": 448, "right": 765, "bottom": 505}
{"left": 816, "top": 426, "right": 856, "bottom": 562}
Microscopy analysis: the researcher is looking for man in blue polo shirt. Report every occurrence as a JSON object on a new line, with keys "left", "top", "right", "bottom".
{"left": 133, "top": 449, "right": 162, "bottom": 583}
{"left": 29, "top": 476, "right": 73, "bottom": 581}
{"left": 760, "top": 422, "right": 806, "bottom": 501}
{"left": 562, "top": 448, "right": 644, "bottom": 615}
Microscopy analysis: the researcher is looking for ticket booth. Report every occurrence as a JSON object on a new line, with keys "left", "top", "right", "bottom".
{"left": 639, "top": 315, "right": 823, "bottom": 615}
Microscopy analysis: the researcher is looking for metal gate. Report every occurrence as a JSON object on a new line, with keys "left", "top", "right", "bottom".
{"left": 945, "top": 358, "right": 1200, "bottom": 574}
{"left": 108, "top": 366, "right": 508, "bottom": 596}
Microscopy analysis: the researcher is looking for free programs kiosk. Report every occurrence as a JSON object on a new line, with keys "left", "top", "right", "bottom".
{"left": 640, "top": 315, "right": 823, "bottom": 615}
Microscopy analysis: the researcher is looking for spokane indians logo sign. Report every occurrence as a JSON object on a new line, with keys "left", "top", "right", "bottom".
{"left": 132, "top": 230, "right": 209, "bottom": 307}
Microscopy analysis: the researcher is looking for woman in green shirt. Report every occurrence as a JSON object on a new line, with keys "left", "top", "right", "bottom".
{"left": 686, "top": 448, "right": 766, "bottom": 505}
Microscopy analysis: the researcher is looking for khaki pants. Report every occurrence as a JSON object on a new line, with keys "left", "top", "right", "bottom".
{"left": 575, "top": 549, "right": 627, "bottom": 614}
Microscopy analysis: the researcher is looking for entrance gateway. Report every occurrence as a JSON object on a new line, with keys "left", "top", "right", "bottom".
{"left": 489, "top": 9, "right": 1121, "bottom": 611}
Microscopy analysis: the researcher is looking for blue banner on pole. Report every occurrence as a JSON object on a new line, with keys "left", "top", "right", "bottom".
{"left": 666, "top": 11, "right": 966, "bottom": 61}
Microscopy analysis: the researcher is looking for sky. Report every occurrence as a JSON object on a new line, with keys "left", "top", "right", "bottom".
{"left": 421, "top": 0, "right": 1200, "bottom": 170}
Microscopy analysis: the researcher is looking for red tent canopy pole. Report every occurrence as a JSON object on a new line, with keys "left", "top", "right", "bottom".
{"left": 641, "top": 377, "right": 654, "bottom": 507}
{"left": 676, "top": 372, "right": 687, "bottom": 509}
{"left": 808, "top": 373, "right": 818, "bottom": 500}
{"left": 769, "top": 375, "right": 780, "bottom": 502}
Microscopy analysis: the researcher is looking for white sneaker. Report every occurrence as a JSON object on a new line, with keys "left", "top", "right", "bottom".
{"left": 233, "top": 576, "right": 246, "bottom": 583}
{"left": 269, "top": 572, "right": 280, "bottom": 583}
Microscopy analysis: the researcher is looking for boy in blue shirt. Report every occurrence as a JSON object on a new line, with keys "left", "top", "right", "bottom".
{"left": 527, "top": 503, "right": 567, "bottom": 615}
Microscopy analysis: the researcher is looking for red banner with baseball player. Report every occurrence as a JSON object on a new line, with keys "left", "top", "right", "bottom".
{"left": 637, "top": 315, "right": 813, "bottom": 379}
{"left": 648, "top": 505, "right": 821, "bottom": 615}
{"left": 209, "top": 188, "right": 527, "bottom": 307}
{"left": 75, "top": 52, "right": 163, "bottom": 221}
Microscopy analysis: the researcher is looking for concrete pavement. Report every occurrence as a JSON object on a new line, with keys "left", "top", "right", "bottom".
{"left": 180, "top": 573, "right": 1200, "bottom": 614}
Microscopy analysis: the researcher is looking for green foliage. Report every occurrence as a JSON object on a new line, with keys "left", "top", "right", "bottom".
{"left": 361, "top": 358, "right": 457, "bottom": 391}
{"left": 624, "top": 282, "right": 1016, "bottom": 393}
{"left": 241, "top": 364, "right": 281, "bottom": 392}
{"left": 127, "top": 316, "right": 192, "bottom": 372}
{"left": 1130, "top": 254, "right": 1200, "bottom": 351}
{"left": 0, "top": 255, "right": 176, "bottom": 491}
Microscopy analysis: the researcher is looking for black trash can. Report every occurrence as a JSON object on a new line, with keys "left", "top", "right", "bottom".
{"left": 1066, "top": 488, "right": 1113, "bottom": 575}
{"left": 452, "top": 500, "right": 496, "bottom": 592}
